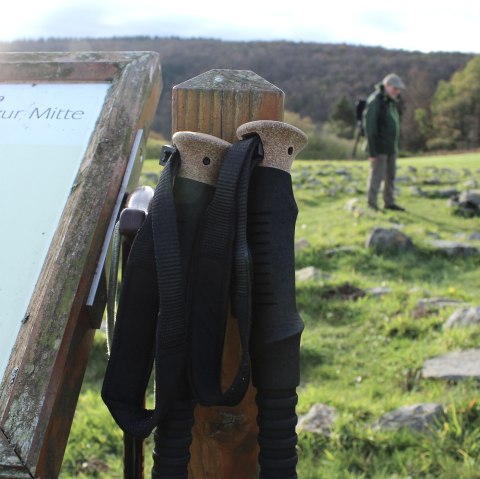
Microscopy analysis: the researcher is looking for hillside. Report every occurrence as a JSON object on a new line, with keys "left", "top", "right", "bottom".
{"left": 1, "top": 37, "right": 473, "bottom": 147}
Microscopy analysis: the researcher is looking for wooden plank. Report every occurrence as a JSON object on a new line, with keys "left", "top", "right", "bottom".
{"left": 172, "top": 69, "right": 284, "bottom": 479}
{"left": 0, "top": 431, "right": 32, "bottom": 479}
{"left": 0, "top": 52, "right": 162, "bottom": 478}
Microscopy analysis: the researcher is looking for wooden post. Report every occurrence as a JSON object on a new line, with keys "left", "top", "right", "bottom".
{"left": 172, "top": 70, "right": 284, "bottom": 479}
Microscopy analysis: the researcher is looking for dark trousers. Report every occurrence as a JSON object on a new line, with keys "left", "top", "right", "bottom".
{"left": 367, "top": 153, "right": 396, "bottom": 208}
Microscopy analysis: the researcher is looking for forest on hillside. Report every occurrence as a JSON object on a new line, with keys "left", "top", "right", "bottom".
{"left": 1, "top": 37, "right": 476, "bottom": 152}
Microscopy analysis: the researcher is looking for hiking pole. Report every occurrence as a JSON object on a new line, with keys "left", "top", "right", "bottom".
{"left": 106, "top": 185, "right": 154, "bottom": 479}
{"left": 352, "top": 98, "right": 366, "bottom": 158}
{"left": 151, "top": 132, "right": 232, "bottom": 479}
{"left": 237, "top": 120, "right": 308, "bottom": 479}
{"left": 352, "top": 123, "right": 362, "bottom": 158}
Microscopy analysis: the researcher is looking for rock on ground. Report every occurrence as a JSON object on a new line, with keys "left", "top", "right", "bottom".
{"left": 295, "top": 238, "right": 310, "bottom": 253}
{"left": 444, "top": 307, "right": 480, "bottom": 329}
{"left": 373, "top": 403, "right": 444, "bottom": 432}
{"left": 295, "top": 266, "right": 331, "bottom": 282}
{"left": 422, "top": 349, "right": 480, "bottom": 380}
{"left": 297, "top": 403, "right": 337, "bottom": 436}
{"left": 459, "top": 190, "right": 480, "bottom": 206}
{"left": 428, "top": 240, "right": 479, "bottom": 257}
{"left": 366, "top": 286, "right": 392, "bottom": 296}
{"left": 366, "top": 228, "right": 415, "bottom": 254}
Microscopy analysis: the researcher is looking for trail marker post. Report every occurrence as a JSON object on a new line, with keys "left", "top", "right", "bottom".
{"left": 172, "top": 69, "right": 284, "bottom": 479}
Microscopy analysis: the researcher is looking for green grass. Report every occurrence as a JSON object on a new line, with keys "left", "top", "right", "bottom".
{"left": 61, "top": 151, "right": 480, "bottom": 478}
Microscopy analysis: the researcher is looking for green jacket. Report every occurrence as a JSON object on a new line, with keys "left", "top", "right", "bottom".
{"left": 364, "top": 83, "right": 400, "bottom": 157}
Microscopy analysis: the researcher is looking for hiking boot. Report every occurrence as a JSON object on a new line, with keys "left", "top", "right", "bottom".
{"left": 368, "top": 203, "right": 380, "bottom": 211}
{"left": 385, "top": 204, "right": 406, "bottom": 211}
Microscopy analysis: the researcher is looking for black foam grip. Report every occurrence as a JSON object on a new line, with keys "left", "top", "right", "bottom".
{"left": 256, "top": 389, "right": 299, "bottom": 479}
{"left": 151, "top": 399, "right": 196, "bottom": 479}
{"left": 247, "top": 166, "right": 304, "bottom": 389}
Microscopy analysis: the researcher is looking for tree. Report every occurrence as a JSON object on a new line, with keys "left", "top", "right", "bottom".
{"left": 426, "top": 56, "right": 480, "bottom": 150}
{"left": 326, "top": 95, "right": 356, "bottom": 139}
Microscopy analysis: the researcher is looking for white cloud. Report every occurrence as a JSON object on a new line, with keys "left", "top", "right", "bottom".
{"left": 1, "top": 0, "right": 479, "bottom": 54}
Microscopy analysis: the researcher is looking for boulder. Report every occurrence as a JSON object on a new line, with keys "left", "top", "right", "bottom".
{"left": 366, "top": 286, "right": 392, "bottom": 296}
{"left": 428, "top": 188, "right": 458, "bottom": 199}
{"left": 444, "top": 307, "right": 480, "bottom": 329}
{"left": 345, "top": 198, "right": 360, "bottom": 212}
{"left": 295, "top": 266, "right": 331, "bottom": 282}
{"left": 422, "top": 349, "right": 480, "bottom": 380}
{"left": 373, "top": 403, "right": 444, "bottom": 432}
{"left": 416, "top": 297, "right": 467, "bottom": 309}
{"left": 297, "top": 403, "right": 337, "bottom": 436}
{"left": 428, "top": 240, "right": 479, "bottom": 257}
{"left": 409, "top": 186, "right": 424, "bottom": 197}
{"left": 366, "top": 228, "right": 415, "bottom": 254}
{"left": 459, "top": 190, "right": 480, "bottom": 206}
{"left": 295, "top": 238, "right": 310, "bottom": 253}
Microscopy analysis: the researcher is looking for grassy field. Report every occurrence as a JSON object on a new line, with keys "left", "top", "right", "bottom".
{"left": 61, "top": 152, "right": 480, "bottom": 478}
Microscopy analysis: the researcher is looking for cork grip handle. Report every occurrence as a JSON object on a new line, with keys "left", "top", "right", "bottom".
{"left": 236, "top": 120, "right": 308, "bottom": 173}
{"left": 172, "top": 131, "right": 231, "bottom": 186}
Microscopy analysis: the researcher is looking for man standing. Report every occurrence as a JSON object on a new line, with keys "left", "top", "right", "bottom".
{"left": 364, "top": 73, "right": 406, "bottom": 211}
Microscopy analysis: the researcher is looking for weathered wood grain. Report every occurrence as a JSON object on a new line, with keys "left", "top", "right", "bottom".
{"left": 172, "top": 69, "right": 284, "bottom": 479}
{"left": 172, "top": 69, "right": 284, "bottom": 144}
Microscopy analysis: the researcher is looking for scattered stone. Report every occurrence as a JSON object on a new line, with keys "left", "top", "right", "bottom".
{"left": 324, "top": 246, "right": 361, "bottom": 256}
{"left": 407, "top": 165, "right": 418, "bottom": 173}
{"left": 428, "top": 240, "right": 479, "bottom": 257}
{"left": 366, "top": 228, "right": 415, "bottom": 254}
{"left": 416, "top": 298, "right": 467, "bottom": 309}
{"left": 396, "top": 175, "right": 413, "bottom": 184}
{"left": 411, "top": 297, "right": 467, "bottom": 318}
{"left": 366, "top": 286, "right": 392, "bottom": 296}
{"left": 295, "top": 266, "right": 331, "bottom": 282}
{"left": 423, "top": 177, "right": 441, "bottom": 185}
{"left": 463, "top": 179, "right": 478, "bottom": 189}
{"left": 409, "top": 186, "right": 424, "bottom": 196}
{"left": 344, "top": 186, "right": 358, "bottom": 195}
{"left": 297, "top": 403, "right": 337, "bottom": 436}
{"left": 444, "top": 307, "right": 480, "bottom": 329}
{"left": 446, "top": 197, "right": 459, "bottom": 208}
{"left": 459, "top": 190, "right": 480, "bottom": 206}
{"left": 422, "top": 349, "right": 480, "bottom": 380}
{"left": 345, "top": 198, "right": 360, "bottom": 212}
{"left": 295, "top": 238, "right": 310, "bottom": 253}
{"left": 326, "top": 187, "right": 340, "bottom": 196}
{"left": 321, "top": 282, "right": 365, "bottom": 300}
{"left": 469, "top": 232, "right": 480, "bottom": 240}
{"left": 335, "top": 168, "right": 350, "bottom": 176}
{"left": 428, "top": 188, "right": 458, "bottom": 199}
{"left": 453, "top": 201, "right": 480, "bottom": 218}
{"left": 373, "top": 403, "right": 444, "bottom": 432}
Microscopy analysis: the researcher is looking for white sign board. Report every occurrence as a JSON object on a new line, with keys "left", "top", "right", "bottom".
{"left": 0, "top": 83, "right": 110, "bottom": 380}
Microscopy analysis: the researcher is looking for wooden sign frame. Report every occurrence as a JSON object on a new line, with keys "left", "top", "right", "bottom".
{"left": 0, "top": 51, "right": 162, "bottom": 478}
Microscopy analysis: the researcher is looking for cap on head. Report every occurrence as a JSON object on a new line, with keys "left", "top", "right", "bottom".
{"left": 383, "top": 73, "right": 406, "bottom": 89}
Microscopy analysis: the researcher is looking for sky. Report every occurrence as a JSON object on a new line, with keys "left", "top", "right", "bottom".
{"left": 1, "top": 0, "right": 479, "bottom": 54}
